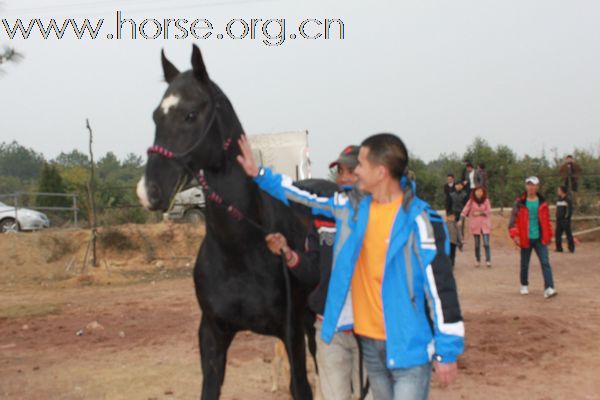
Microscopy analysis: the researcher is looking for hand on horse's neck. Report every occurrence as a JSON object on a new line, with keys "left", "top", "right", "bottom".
{"left": 203, "top": 160, "right": 264, "bottom": 244}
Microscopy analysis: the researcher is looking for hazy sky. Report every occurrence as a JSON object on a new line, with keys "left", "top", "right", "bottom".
{"left": 1, "top": 0, "right": 599, "bottom": 177}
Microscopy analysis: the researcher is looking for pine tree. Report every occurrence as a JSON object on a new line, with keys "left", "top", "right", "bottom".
{"left": 37, "top": 163, "right": 69, "bottom": 207}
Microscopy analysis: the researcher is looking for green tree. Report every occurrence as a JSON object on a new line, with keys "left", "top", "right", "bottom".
{"left": 97, "top": 152, "right": 121, "bottom": 180}
{"left": 54, "top": 150, "right": 89, "bottom": 168}
{"left": 122, "top": 153, "right": 143, "bottom": 168}
{"left": 408, "top": 155, "right": 441, "bottom": 207}
{"left": 492, "top": 145, "right": 518, "bottom": 208}
{"left": 572, "top": 148, "right": 600, "bottom": 192}
{"left": 37, "top": 163, "right": 69, "bottom": 207}
{"left": 0, "top": 176, "right": 22, "bottom": 194}
{"left": 0, "top": 141, "right": 45, "bottom": 180}
{"left": 0, "top": 141, "right": 45, "bottom": 192}
{"left": 463, "top": 137, "right": 496, "bottom": 170}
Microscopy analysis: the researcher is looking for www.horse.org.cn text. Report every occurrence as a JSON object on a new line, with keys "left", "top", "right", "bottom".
{"left": 1, "top": 11, "right": 345, "bottom": 47}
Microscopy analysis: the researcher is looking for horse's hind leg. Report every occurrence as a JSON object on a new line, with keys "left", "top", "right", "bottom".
{"left": 304, "top": 313, "right": 322, "bottom": 399}
{"left": 285, "top": 322, "right": 313, "bottom": 400}
{"left": 199, "top": 315, "right": 235, "bottom": 400}
{"left": 304, "top": 312, "right": 318, "bottom": 374}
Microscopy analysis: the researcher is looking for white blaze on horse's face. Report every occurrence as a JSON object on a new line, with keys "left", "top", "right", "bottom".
{"left": 160, "top": 94, "right": 180, "bottom": 115}
{"left": 136, "top": 176, "right": 151, "bottom": 210}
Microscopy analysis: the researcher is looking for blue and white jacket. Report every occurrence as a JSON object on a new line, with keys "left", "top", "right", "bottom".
{"left": 255, "top": 168, "right": 464, "bottom": 368}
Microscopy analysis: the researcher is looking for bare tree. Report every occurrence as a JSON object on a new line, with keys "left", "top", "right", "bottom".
{"left": 0, "top": 47, "right": 24, "bottom": 66}
{"left": 82, "top": 119, "right": 98, "bottom": 271}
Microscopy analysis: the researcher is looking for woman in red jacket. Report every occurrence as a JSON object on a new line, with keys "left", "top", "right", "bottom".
{"left": 461, "top": 186, "right": 492, "bottom": 268}
{"left": 508, "top": 177, "right": 557, "bottom": 299}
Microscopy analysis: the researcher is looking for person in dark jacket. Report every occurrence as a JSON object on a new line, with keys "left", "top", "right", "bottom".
{"left": 555, "top": 185, "right": 575, "bottom": 253}
{"left": 475, "top": 163, "right": 488, "bottom": 188}
{"left": 444, "top": 174, "right": 455, "bottom": 215}
{"left": 559, "top": 155, "right": 582, "bottom": 193}
{"left": 447, "top": 181, "right": 469, "bottom": 266}
{"left": 265, "top": 145, "right": 373, "bottom": 400}
{"left": 462, "top": 162, "right": 475, "bottom": 195}
{"left": 508, "top": 176, "right": 557, "bottom": 299}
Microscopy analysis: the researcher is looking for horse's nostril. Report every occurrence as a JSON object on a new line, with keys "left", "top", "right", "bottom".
{"left": 147, "top": 182, "right": 162, "bottom": 204}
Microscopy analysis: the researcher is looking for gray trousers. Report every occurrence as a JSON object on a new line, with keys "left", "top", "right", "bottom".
{"left": 315, "top": 320, "right": 373, "bottom": 400}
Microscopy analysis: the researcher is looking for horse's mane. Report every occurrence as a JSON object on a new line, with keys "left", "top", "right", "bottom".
{"left": 287, "top": 179, "right": 338, "bottom": 232}
{"left": 293, "top": 179, "right": 339, "bottom": 198}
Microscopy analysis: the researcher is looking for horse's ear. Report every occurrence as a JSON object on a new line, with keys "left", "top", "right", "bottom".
{"left": 161, "top": 49, "right": 179, "bottom": 83}
{"left": 191, "top": 44, "right": 209, "bottom": 83}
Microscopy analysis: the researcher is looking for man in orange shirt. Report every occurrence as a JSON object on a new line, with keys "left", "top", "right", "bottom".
{"left": 238, "top": 133, "right": 464, "bottom": 400}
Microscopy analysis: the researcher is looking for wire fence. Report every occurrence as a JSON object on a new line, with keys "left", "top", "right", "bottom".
{"left": 0, "top": 192, "right": 80, "bottom": 229}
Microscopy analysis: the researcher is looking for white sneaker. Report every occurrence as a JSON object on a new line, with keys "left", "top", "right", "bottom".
{"left": 486, "top": 262, "right": 492, "bottom": 268}
{"left": 520, "top": 285, "right": 529, "bottom": 295}
{"left": 475, "top": 261, "right": 480, "bottom": 268}
{"left": 544, "top": 287, "right": 557, "bottom": 299}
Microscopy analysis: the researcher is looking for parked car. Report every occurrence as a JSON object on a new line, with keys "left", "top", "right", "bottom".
{"left": 0, "top": 202, "right": 50, "bottom": 233}
{"left": 164, "top": 185, "right": 206, "bottom": 224}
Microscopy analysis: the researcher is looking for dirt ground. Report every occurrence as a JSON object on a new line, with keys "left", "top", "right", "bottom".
{"left": 1, "top": 215, "right": 600, "bottom": 400}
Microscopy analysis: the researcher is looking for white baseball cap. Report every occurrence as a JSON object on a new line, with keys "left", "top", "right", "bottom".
{"left": 525, "top": 176, "right": 540, "bottom": 185}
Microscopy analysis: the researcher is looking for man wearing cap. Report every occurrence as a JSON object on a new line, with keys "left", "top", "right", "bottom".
{"left": 265, "top": 145, "right": 373, "bottom": 400}
{"left": 330, "top": 145, "right": 361, "bottom": 181}
{"left": 509, "top": 176, "right": 557, "bottom": 299}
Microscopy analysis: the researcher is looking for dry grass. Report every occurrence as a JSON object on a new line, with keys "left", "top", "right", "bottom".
{"left": 157, "top": 226, "right": 176, "bottom": 244}
{"left": 0, "top": 303, "right": 61, "bottom": 319}
{"left": 135, "top": 227, "right": 156, "bottom": 263}
{"left": 38, "top": 234, "right": 76, "bottom": 263}
{"left": 98, "top": 228, "right": 139, "bottom": 252}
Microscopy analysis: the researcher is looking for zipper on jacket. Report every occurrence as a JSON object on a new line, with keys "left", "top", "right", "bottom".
{"left": 405, "top": 234, "right": 417, "bottom": 311}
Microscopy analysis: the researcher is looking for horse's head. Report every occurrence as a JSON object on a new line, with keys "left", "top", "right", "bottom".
{"left": 137, "top": 45, "right": 242, "bottom": 211}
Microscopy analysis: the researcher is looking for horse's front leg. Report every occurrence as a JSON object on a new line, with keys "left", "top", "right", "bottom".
{"left": 199, "top": 315, "right": 235, "bottom": 400}
{"left": 285, "top": 320, "right": 313, "bottom": 400}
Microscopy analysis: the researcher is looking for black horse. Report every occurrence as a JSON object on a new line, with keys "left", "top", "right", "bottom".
{"left": 136, "top": 45, "right": 315, "bottom": 399}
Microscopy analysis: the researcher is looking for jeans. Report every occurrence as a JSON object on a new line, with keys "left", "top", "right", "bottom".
{"left": 359, "top": 337, "right": 431, "bottom": 400}
{"left": 564, "top": 176, "right": 578, "bottom": 193}
{"left": 450, "top": 244, "right": 457, "bottom": 267}
{"left": 555, "top": 219, "right": 575, "bottom": 252}
{"left": 520, "top": 238, "right": 555, "bottom": 289}
{"left": 315, "top": 320, "right": 372, "bottom": 400}
{"left": 474, "top": 234, "right": 491, "bottom": 262}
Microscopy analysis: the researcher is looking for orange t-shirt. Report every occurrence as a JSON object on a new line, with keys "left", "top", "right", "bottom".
{"left": 352, "top": 194, "right": 402, "bottom": 340}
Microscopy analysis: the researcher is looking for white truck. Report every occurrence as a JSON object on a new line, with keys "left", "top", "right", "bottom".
{"left": 165, "top": 130, "right": 311, "bottom": 223}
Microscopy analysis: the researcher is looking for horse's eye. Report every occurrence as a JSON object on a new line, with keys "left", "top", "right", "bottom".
{"left": 185, "top": 111, "right": 198, "bottom": 122}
